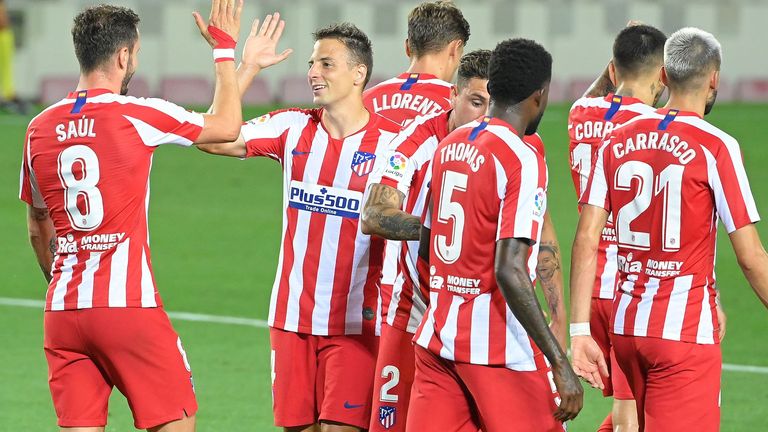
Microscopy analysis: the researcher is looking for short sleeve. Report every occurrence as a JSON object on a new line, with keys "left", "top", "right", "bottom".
{"left": 704, "top": 137, "right": 760, "bottom": 233}
{"left": 122, "top": 97, "right": 204, "bottom": 147}
{"left": 19, "top": 128, "right": 47, "bottom": 208}
{"left": 242, "top": 110, "right": 309, "bottom": 163}
{"left": 496, "top": 145, "right": 547, "bottom": 243}
{"left": 579, "top": 140, "right": 611, "bottom": 212}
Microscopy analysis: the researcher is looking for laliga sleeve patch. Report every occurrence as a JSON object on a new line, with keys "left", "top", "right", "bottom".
{"left": 247, "top": 114, "right": 271, "bottom": 126}
{"left": 533, "top": 187, "right": 546, "bottom": 218}
{"left": 383, "top": 152, "right": 409, "bottom": 179}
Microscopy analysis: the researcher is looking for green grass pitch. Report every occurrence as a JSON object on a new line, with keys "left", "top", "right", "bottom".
{"left": 1, "top": 104, "right": 767, "bottom": 431}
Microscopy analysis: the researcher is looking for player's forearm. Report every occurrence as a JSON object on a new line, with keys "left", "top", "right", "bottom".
{"left": 496, "top": 239, "right": 569, "bottom": 368}
{"left": 569, "top": 232, "right": 599, "bottom": 324}
{"left": 204, "top": 61, "right": 243, "bottom": 143}
{"left": 27, "top": 207, "right": 55, "bottom": 283}
{"left": 236, "top": 63, "right": 261, "bottom": 99}
{"left": 539, "top": 214, "right": 566, "bottom": 349}
{"left": 583, "top": 63, "right": 615, "bottom": 98}
{"left": 361, "top": 206, "right": 420, "bottom": 240}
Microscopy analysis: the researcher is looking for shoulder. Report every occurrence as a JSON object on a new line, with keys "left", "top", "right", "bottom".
{"left": 570, "top": 96, "right": 610, "bottom": 112}
{"left": 674, "top": 115, "right": 740, "bottom": 154}
{"left": 245, "top": 107, "right": 318, "bottom": 128}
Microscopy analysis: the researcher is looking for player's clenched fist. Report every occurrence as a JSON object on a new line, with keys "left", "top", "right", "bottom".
{"left": 551, "top": 361, "right": 584, "bottom": 422}
{"left": 193, "top": 0, "right": 243, "bottom": 48}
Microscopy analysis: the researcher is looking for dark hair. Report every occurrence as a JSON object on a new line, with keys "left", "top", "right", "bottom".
{"left": 313, "top": 23, "right": 374, "bottom": 87}
{"left": 72, "top": 5, "right": 140, "bottom": 73}
{"left": 613, "top": 25, "right": 667, "bottom": 76}
{"left": 488, "top": 39, "right": 552, "bottom": 106}
{"left": 407, "top": 1, "right": 470, "bottom": 57}
{"left": 457, "top": 49, "right": 491, "bottom": 89}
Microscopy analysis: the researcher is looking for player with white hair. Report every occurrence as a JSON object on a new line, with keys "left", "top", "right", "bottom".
{"left": 571, "top": 27, "right": 768, "bottom": 431}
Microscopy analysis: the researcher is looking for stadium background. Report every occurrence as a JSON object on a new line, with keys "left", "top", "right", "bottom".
{"left": 1, "top": 0, "right": 767, "bottom": 430}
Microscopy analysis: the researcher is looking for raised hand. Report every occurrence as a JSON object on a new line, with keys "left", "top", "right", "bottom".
{"left": 551, "top": 361, "right": 584, "bottom": 422}
{"left": 193, "top": 0, "right": 244, "bottom": 48}
{"left": 241, "top": 13, "right": 293, "bottom": 72}
{"left": 570, "top": 335, "right": 609, "bottom": 390}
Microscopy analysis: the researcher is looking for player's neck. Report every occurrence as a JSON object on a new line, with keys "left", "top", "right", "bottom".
{"left": 614, "top": 78, "right": 659, "bottom": 106}
{"left": 407, "top": 54, "right": 455, "bottom": 83}
{"left": 321, "top": 95, "right": 370, "bottom": 139}
{"left": 488, "top": 104, "right": 526, "bottom": 138}
{"left": 77, "top": 71, "right": 121, "bottom": 94}
{"left": 665, "top": 89, "right": 708, "bottom": 117}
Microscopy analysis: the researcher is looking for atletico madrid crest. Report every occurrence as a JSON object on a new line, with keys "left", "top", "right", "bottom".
{"left": 351, "top": 151, "right": 376, "bottom": 177}
{"left": 378, "top": 406, "right": 396, "bottom": 429}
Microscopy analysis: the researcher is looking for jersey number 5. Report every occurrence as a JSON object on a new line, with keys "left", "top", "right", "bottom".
{"left": 435, "top": 170, "right": 468, "bottom": 264}
{"left": 57, "top": 145, "right": 104, "bottom": 231}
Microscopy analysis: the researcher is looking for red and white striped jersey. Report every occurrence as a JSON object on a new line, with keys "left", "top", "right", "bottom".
{"left": 243, "top": 108, "right": 400, "bottom": 335}
{"left": 19, "top": 88, "right": 204, "bottom": 311}
{"left": 363, "top": 72, "right": 453, "bottom": 128}
{"left": 569, "top": 94, "right": 655, "bottom": 299}
{"left": 582, "top": 108, "right": 760, "bottom": 344}
{"left": 373, "top": 110, "right": 451, "bottom": 333}
{"left": 415, "top": 117, "right": 550, "bottom": 370}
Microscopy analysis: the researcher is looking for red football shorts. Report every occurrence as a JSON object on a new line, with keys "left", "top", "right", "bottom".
{"left": 591, "top": 297, "right": 633, "bottom": 399}
{"left": 368, "top": 323, "right": 416, "bottom": 432}
{"left": 270, "top": 326, "right": 378, "bottom": 429}
{"left": 44, "top": 308, "right": 197, "bottom": 429}
{"left": 407, "top": 345, "right": 565, "bottom": 432}
{"left": 612, "top": 334, "right": 721, "bottom": 432}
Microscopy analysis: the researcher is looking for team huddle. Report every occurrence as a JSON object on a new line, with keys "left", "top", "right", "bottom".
{"left": 18, "top": 0, "right": 768, "bottom": 431}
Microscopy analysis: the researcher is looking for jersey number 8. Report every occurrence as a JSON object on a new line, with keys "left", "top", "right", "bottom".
{"left": 57, "top": 145, "right": 104, "bottom": 231}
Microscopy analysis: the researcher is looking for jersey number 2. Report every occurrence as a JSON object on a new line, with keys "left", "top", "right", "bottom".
{"left": 57, "top": 145, "right": 104, "bottom": 231}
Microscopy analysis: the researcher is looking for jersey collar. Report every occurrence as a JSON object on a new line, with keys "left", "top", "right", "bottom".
{"left": 66, "top": 88, "right": 114, "bottom": 99}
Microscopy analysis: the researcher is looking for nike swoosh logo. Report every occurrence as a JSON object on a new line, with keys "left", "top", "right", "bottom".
{"left": 344, "top": 401, "right": 364, "bottom": 409}
{"left": 291, "top": 149, "right": 311, "bottom": 156}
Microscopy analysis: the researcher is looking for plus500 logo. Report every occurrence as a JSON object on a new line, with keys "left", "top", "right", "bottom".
{"left": 288, "top": 180, "right": 363, "bottom": 219}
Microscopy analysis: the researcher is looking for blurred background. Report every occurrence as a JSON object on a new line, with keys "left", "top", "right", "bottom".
{"left": 2, "top": 0, "right": 768, "bottom": 107}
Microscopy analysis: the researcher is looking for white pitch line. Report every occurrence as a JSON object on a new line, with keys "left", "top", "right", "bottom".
{"left": 1, "top": 296, "right": 767, "bottom": 375}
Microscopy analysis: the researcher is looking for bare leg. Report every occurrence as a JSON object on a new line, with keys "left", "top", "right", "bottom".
{"left": 285, "top": 425, "right": 319, "bottom": 432}
{"left": 612, "top": 399, "right": 639, "bottom": 432}
{"left": 147, "top": 414, "right": 196, "bottom": 432}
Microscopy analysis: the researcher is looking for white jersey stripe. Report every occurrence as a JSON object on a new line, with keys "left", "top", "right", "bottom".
{"left": 613, "top": 278, "right": 636, "bottom": 334}
{"left": 77, "top": 252, "right": 100, "bottom": 308}
{"left": 439, "top": 295, "right": 464, "bottom": 361}
{"left": 599, "top": 245, "right": 619, "bottom": 298}
{"left": 416, "top": 292, "right": 439, "bottom": 347}
{"left": 140, "top": 248, "right": 157, "bottom": 308}
{"left": 661, "top": 275, "right": 693, "bottom": 341}
{"left": 702, "top": 147, "right": 736, "bottom": 232}
{"left": 505, "top": 307, "right": 536, "bottom": 371}
{"left": 108, "top": 240, "right": 129, "bottom": 307}
{"left": 697, "top": 279, "right": 716, "bottom": 344}
{"left": 51, "top": 255, "right": 77, "bottom": 311}
{"left": 124, "top": 115, "right": 195, "bottom": 147}
{"left": 470, "top": 293, "right": 491, "bottom": 364}
{"left": 633, "top": 277, "right": 660, "bottom": 336}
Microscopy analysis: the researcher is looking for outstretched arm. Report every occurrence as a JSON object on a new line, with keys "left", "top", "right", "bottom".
{"left": 27, "top": 205, "right": 55, "bottom": 283}
{"left": 197, "top": 12, "right": 293, "bottom": 157}
{"left": 729, "top": 224, "right": 768, "bottom": 309}
{"left": 361, "top": 184, "right": 420, "bottom": 240}
{"left": 569, "top": 204, "right": 610, "bottom": 389}
{"left": 496, "top": 238, "right": 583, "bottom": 422}
{"left": 537, "top": 211, "right": 567, "bottom": 351}
{"left": 582, "top": 63, "right": 615, "bottom": 99}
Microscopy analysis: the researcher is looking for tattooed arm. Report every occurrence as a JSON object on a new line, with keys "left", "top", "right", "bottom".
{"left": 537, "top": 211, "right": 567, "bottom": 351}
{"left": 583, "top": 63, "right": 616, "bottom": 98}
{"left": 27, "top": 205, "right": 55, "bottom": 283}
{"left": 361, "top": 183, "right": 421, "bottom": 240}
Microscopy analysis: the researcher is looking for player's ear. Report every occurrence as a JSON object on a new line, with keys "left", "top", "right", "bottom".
{"left": 117, "top": 46, "right": 130, "bottom": 71}
{"left": 660, "top": 66, "right": 670, "bottom": 87}
{"left": 404, "top": 39, "right": 411, "bottom": 58}
{"left": 710, "top": 69, "right": 720, "bottom": 91}
{"left": 354, "top": 63, "right": 368, "bottom": 88}
{"left": 608, "top": 61, "right": 617, "bottom": 87}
